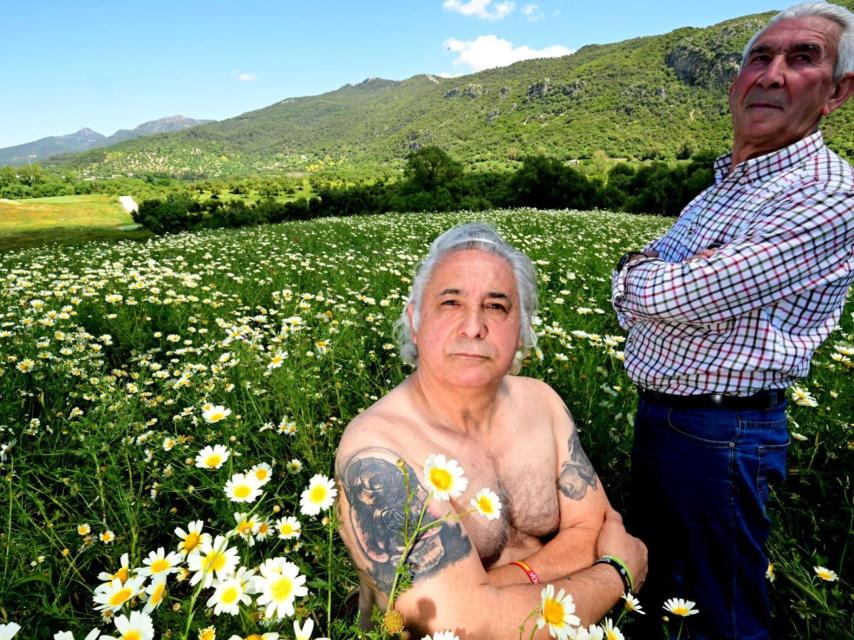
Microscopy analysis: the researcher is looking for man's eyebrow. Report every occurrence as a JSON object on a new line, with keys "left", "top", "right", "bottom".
{"left": 486, "top": 292, "right": 511, "bottom": 301}
{"left": 750, "top": 41, "right": 823, "bottom": 56}
{"left": 438, "top": 288, "right": 462, "bottom": 296}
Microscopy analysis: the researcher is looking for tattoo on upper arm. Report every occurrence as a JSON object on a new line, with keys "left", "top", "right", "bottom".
{"left": 558, "top": 408, "right": 599, "bottom": 500}
{"left": 340, "top": 449, "right": 472, "bottom": 595}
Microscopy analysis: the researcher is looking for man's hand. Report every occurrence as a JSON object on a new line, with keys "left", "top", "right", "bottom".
{"left": 596, "top": 509, "right": 648, "bottom": 591}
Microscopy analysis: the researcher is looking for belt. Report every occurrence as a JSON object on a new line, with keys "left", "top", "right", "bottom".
{"left": 637, "top": 386, "right": 787, "bottom": 410}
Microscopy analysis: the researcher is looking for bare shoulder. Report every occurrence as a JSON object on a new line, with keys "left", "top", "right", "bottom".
{"left": 505, "top": 375, "right": 572, "bottom": 423}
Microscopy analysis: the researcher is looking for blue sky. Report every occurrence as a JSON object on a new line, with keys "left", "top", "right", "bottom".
{"left": 0, "top": 0, "right": 781, "bottom": 148}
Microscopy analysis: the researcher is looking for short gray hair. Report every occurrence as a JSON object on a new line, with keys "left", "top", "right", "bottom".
{"left": 740, "top": 2, "right": 854, "bottom": 82}
{"left": 395, "top": 222, "right": 538, "bottom": 374}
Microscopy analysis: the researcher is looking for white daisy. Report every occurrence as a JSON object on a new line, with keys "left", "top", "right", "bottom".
{"left": 0, "top": 623, "right": 21, "bottom": 640}
{"left": 143, "top": 576, "right": 168, "bottom": 613}
{"left": 423, "top": 454, "right": 468, "bottom": 500}
{"left": 662, "top": 597, "right": 699, "bottom": 617}
{"left": 195, "top": 444, "right": 230, "bottom": 470}
{"left": 470, "top": 488, "right": 502, "bottom": 520}
{"left": 250, "top": 462, "right": 274, "bottom": 485}
{"left": 93, "top": 576, "right": 145, "bottom": 612}
{"left": 202, "top": 404, "right": 232, "bottom": 423}
{"left": 814, "top": 566, "right": 839, "bottom": 582}
{"left": 207, "top": 575, "right": 252, "bottom": 616}
{"left": 174, "top": 520, "right": 210, "bottom": 557}
{"left": 254, "top": 557, "right": 308, "bottom": 620}
{"left": 100, "top": 610, "right": 154, "bottom": 640}
{"left": 224, "top": 472, "right": 263, "bottom": 503}
{"left": 136, "top": 546, "right": 182, "bottom": 579}
{"left": 276, "top": 516, "right": 302, "bottom": 540}
{"left": 299, "top": 474, "right": 337, "bottom": 516}
{"left": 187, "top": 535, "right": 240, "bottom": 588}
{"left": 537, "top": 583, "right": 580, "bottom": 640}
{"left": 97, "top": 552, "right": 131, "bottom": 585}
{"left": 234, "top": 511, "right": 259, "bottom": 546}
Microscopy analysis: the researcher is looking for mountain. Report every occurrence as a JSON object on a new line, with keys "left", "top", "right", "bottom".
{"left": 0, "top": 116, "right": 214, "bottom": 166}
{"left": 46, "top": 1, "right": 854, "bottom": 178}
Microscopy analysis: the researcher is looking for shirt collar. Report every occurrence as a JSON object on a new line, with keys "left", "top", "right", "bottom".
{"left": 713, "top": 130, "right": 825, "bottom": 184}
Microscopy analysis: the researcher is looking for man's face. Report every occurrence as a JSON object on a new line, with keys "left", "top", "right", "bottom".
{"left": 409, "top": 249, "right": 522, "bottom": 388}
{"left": 729, "top": 16, "right": 849, "bottom": 163}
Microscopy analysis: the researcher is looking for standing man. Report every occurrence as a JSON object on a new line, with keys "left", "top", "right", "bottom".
{"left": 611, "top": 2, "right": 853, "bottom": 639}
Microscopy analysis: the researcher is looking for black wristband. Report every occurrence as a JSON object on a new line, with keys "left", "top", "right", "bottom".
{"left": 616, "top": 251, "right": 648, "bottom": 272}
{"left": 594, "top": 555, "right": 633, "bottom": 594}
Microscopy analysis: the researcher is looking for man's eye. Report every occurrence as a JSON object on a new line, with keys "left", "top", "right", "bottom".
{"left": 441, "top": 299, "right": 459, "bottom": 306}
{"left": 487, "top": 303, "right": 508, "bottom": 312}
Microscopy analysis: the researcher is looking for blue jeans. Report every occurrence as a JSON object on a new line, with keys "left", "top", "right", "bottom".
{"left": 628, "top": 395, "right": 789, "bottom": 640}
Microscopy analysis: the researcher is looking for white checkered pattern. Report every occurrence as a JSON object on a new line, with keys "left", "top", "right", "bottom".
{"left": 612, "top": 132, "right": 854, "bottom": 395}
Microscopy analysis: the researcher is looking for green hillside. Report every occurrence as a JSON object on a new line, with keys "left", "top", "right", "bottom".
{"left": 48, "top": 3, "right": 854, "bottom": 178}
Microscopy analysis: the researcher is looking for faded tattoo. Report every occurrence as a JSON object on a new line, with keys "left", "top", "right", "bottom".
{"left": 558, "top": 408, "right": 599, "bottom": 500}
{"left": 341, "top": 451, "right": 471, "bottom": 594}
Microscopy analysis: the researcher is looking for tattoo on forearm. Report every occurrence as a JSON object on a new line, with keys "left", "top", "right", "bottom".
{"left": 558, "top": 408, "right": 599, "bottom": 500}
{"left": 341, "top": 450, "right": 471, "bottom": 594}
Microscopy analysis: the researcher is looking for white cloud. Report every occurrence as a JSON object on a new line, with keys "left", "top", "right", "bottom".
{"left": 236, "top": 72, "right": 257, "bottom": 82}
{"left": 443, "top": 0, "right": 516, "bottom": 21}
{"left": 521, "top": 3, "right": 543, "bottom": 21}
{"left": 443, "top": 35, "right": 572, "bottom": 72}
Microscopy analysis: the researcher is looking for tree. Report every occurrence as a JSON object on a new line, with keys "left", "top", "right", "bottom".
{"left": 404, "top": 146, "right": 462, "bottom": 192}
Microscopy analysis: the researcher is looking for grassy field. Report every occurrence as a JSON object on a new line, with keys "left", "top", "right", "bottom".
{"left": 0, "top": 194, "right": 151, "bottom": 252}
{"left": 0, "top": 210, "right": 850, "bottom": 639}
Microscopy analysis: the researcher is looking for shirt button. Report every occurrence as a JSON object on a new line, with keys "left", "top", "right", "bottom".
{"left": 729, "top": 442, "right": 736, "bottom": 448}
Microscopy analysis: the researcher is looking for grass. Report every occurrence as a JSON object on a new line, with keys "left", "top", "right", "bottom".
{"left": 0, "top": 194, "right": 151, "bottom": 252}
{"left": 0, "top": 209, "right": 850, "bottom": 639}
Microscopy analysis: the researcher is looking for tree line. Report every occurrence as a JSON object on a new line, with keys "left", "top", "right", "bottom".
{"left": 134, "top": 147, "right": 716, "bottom": 234}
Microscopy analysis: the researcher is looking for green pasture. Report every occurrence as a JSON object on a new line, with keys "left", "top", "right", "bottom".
{"left": 0, "top": 194, "right": 150, "bottom": 252}
{"left": 0, "top": 210, "right": 850, "bottom": 639}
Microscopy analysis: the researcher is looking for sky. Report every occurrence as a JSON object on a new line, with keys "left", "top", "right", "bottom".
{"left": 0, "top": 0, "right": 782, "bottom": 149}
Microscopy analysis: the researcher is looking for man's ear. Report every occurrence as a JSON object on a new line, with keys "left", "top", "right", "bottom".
{"left": 406, "top": 304, "right": 417, "bottom": 344}
{"left": 822, "top": 73, "right": 854, "bottom": 116}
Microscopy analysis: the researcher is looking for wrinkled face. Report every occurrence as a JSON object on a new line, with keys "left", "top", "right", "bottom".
{"left": 729, "top": 16, "right": 848, "bottom": 163}
{"left": 409, "top": 249, "right": 521, "bottom": 388}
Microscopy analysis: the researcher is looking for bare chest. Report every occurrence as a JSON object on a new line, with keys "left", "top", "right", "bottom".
{"left": 452, "top": 441, "right": 560, "bottom": 565}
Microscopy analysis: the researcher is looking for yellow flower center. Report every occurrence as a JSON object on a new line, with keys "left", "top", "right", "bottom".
{"left": 279, "top": 524, "right": 294, "bottom": 535}
{"left": 247, "top": 635, "right": 264, "bottom": 640}
{"left": 429, "top": 467, "right": 452, "bottom": 491}
{"left": 256, "top": 469, "right": 269, "bottom": 480}
{"left": 150, "top": 581, "right": 166, "bottom": 605}
{"left": 151, "top": 558, "right": 170, "bottom": 573}
{"left": 238, "top": 521, "right": 253, "bottom": 535}
{"left": 114, "top": 566, "right": 129, "bottom": 583}
{"left": 202, "top": 550, "right": 225, "bottom": 572}
{"left": 477, "top": 496, "right": 494, "bottom": 514}
{"left": 543, "top": 598, "right": 565, "bottom": 625}
{"left": 199, "top": 629, "right": 215, "bottom": 640}
{"left": 672, "top": 606, "right": 689, "bottom": 616}
{"left": 205, "top": 454, "right": 222, "bottom": 468}
{"left": 182, "top": 532, "right": 201, "bottom": 552}
{"left": 121, "top": 631, "right": 142, "bottom": 640}
{"left": 234, "top": 484, "right": 251, "bottom": 499}
{"left": 271, "top": 576, "right": 293, "bottom": 601}
{"left": 221, "top": 585, "right": 239, "bottom": 604}
{"left": 310, "top": 485, "right": 327, "bottom": 503}
{"left": 109, "top": 586, "right": 133, "bottom": 607}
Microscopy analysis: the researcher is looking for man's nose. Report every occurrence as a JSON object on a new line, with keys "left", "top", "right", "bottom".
{"left": 757, "top": 55, "right": 786, "bottom": 88}
{"left": 460, "top": 306, "right": 487, "bottom": 338}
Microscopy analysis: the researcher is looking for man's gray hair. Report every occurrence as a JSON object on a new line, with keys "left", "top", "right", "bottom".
{"left": 395, "top": 222, "right": 538, "bottom": 374}
{"left": 740, "top": 2, "right": 854, "bottom": 82}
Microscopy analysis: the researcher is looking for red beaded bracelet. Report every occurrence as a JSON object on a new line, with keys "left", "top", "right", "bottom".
{"left": 510, "top": 560, "right": 540, "bottom": 584}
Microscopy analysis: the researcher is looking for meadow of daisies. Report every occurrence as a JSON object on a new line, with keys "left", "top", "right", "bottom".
{"left": 0, "top": 209, "right": 851, "bottom": 640}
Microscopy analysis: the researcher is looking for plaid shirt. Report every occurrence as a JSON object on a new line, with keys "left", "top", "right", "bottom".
{"left": 612, "top": 131, "right": 854, "bottom": 395}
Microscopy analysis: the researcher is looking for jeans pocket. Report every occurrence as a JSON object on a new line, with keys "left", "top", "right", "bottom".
{"left": 756, "top": 440, "right": 789, "bottom": 511}
{"left": 665, "top": 406, "right": 739, "bottom": 445}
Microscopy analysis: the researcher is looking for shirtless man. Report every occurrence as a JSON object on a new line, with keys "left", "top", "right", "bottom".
{"left": 335, "top": 222, "right": 647, "bottom": 638}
